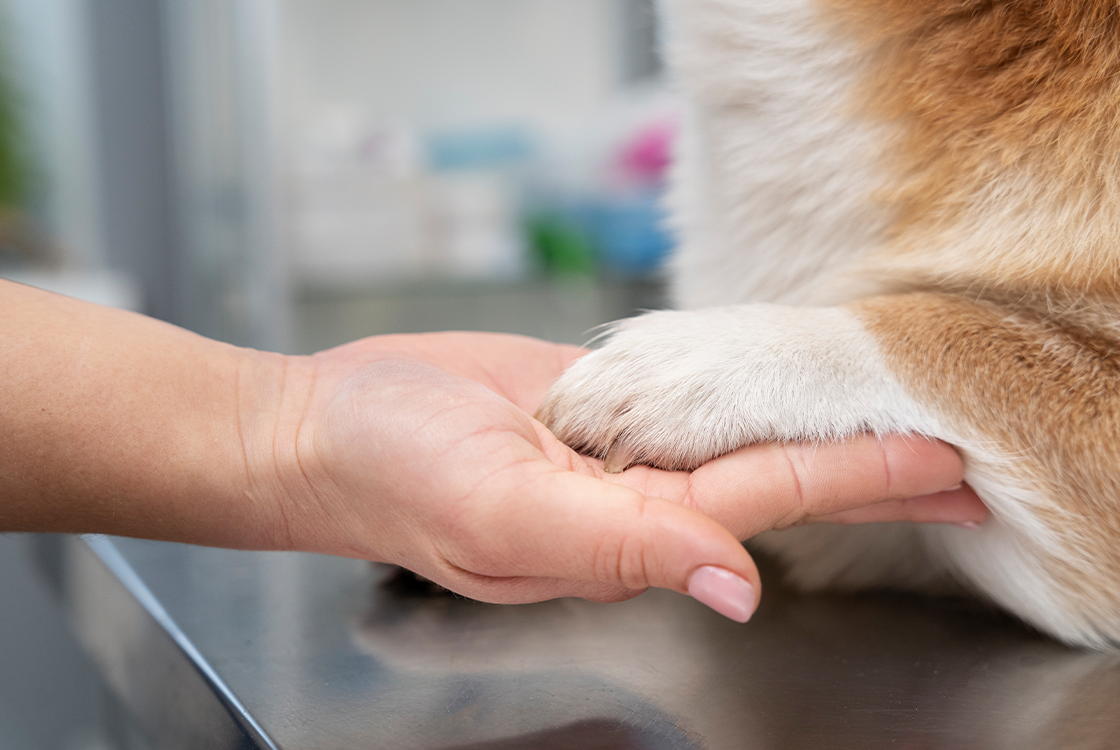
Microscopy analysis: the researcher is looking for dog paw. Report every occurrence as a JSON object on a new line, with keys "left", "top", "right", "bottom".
{"left": 537, "top": 305, "right": 923, "bottom": 472}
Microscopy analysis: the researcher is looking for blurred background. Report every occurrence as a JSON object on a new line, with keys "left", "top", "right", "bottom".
{"left": 0, "top": 0, "right": 674, "bottom": 353}
{"left": 0, "top": 1, "right": 673, "bottom": 747}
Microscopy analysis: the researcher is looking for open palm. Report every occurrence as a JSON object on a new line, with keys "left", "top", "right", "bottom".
{"left": 280, "top": 332, "right": 983, "bottom": 618}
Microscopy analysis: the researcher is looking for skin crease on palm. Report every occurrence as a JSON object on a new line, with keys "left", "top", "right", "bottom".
{"left": 0, "top": 280, "right": 987, "bottom": 622}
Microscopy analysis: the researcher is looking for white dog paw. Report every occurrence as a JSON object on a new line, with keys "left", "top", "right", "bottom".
{"left": 537, "top": 305, "right": 928, "bottom": 472}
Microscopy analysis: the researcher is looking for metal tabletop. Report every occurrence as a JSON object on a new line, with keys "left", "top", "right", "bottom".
{"left": 37, "top": 534, "right": 1120, "bottom": 749}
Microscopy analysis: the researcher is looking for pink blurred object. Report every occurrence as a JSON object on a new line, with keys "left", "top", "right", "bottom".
{"left": 616, "top": 116, "right": 678, "bottom": 186}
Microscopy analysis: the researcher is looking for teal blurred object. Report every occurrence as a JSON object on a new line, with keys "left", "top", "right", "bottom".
{"left": 425, "top": 126, "right": 535, "bottom": 172}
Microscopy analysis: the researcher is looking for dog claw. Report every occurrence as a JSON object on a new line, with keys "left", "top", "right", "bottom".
{"left": 603, "top": 436, "right": 637, "bottom": 474}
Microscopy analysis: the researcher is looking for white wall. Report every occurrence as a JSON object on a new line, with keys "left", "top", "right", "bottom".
{"left": 278, "top": 0, "right": 626, "bottom": 134}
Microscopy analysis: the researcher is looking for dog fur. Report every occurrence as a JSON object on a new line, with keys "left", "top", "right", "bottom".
{"left": 538, "top": 0, "right": 1120, "bottom": 649}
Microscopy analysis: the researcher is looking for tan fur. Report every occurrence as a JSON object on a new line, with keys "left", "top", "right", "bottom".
{"left": 825, "top": 0, "right": 1120, "bottom": 296}
{"left": 834, "top": 2, "right": 1120, "bottom": 614}
{"left": 854, "top": 293, "right": 1120, "bottom": 622}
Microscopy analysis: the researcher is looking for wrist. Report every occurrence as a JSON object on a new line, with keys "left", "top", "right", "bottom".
{"left": 234, "top": 348, "right": 326, "bottom": 552}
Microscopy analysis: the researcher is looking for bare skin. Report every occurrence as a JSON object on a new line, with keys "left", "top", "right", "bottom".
{"left": 0, "top": 279, "right": 986, "bottom": 620}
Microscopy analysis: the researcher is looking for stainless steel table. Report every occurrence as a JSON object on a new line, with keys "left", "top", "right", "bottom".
{"left": 37, "top": 534, "right": 1120, "bottom": 749}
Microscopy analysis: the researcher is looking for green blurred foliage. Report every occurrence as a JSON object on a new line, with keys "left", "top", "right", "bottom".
{"left": 0, "top": 15, "right": 29, "bottom": 209}
{"left": 526, "top": 214, "right": 597, "bottom": 278}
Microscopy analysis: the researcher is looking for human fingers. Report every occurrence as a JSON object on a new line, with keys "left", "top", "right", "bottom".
{"left": 802, "top": 484, "right": 986, "bottom": 526}
{"left": 432, "top": 464, "right": 762, "bottom": 623}
{"left": 409, "top": 571, "right": 643, "bottom": 608}
{"left": 604, "top": 434, "right": 978, "bottom": 540}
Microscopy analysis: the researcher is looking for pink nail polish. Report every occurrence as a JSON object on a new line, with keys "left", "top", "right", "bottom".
{"left": 687, "top": 566, "right": 756, "bottom": 623}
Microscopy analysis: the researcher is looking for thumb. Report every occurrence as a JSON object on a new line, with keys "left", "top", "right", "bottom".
{"left": 457, "top": 470, "right": 762, "bottom": 622}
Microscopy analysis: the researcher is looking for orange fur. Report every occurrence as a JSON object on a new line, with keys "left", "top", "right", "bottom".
{"left": 824, "top": 0, "right": 1120, "bottom": 296}
{"left": 853, "top": 293, "right": 1120, "bottom": 621}
{"left": 833, "top": 4, "right": 1120, "bottom": 612}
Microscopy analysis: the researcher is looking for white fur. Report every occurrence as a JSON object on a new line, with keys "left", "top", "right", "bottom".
{"left": 543, "top": 305, "right": 935, "bottom": 468}
{"left": 660, "top": 0, "right": 894, "bottom": 308}
{"left": 540, "top": 0, "right": 1118, "bottom": 647}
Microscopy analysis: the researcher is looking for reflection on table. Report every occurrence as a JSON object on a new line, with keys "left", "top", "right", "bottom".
{"left": 40, "top": 535, "right": 1120, "bottom": 750}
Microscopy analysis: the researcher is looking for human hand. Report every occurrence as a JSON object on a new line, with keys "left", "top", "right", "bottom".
{"left": 259, "top": 332, "right": 986, "bottom": 622}
{"left": 0, "top": 280, "right": 985, "bottom": 621}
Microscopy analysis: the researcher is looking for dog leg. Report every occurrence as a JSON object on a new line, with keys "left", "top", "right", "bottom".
{"left": 538, "top": 294, "right": 1120, "bottom": 648}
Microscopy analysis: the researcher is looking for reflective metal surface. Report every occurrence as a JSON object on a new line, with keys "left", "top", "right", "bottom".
{"left": 40, "top": 534, "right": 1120, "bottom": 749}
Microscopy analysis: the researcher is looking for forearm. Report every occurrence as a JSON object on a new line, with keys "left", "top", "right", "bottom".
{"left": 0, "top": 279, "right": 295, "bottom": 548}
